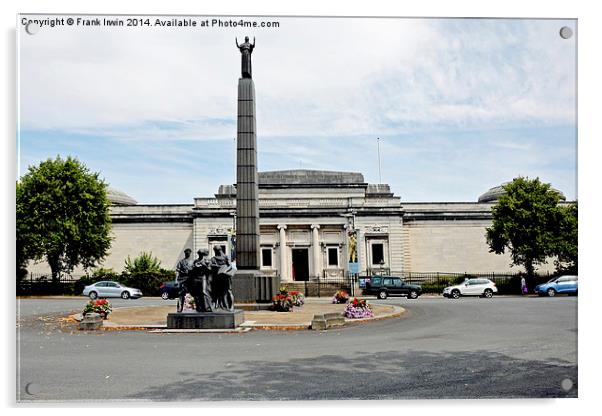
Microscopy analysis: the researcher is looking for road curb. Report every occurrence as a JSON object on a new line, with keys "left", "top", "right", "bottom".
{"left": 69, "top": 303, "right": 406, "bottom": 331}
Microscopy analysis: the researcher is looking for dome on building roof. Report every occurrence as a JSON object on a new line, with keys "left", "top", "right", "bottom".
{"left": 478, "top": 182, "right": 566, "bottom": 203}
{"left": 107, "top": 187, "right": 137, "bottom": 205}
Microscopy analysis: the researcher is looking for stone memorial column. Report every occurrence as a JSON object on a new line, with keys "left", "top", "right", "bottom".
{"left": 236, "top": 77, "right": 260, "bottom": 270}
{"left": 231, "top": 36, "right": 279, "bottom": 302}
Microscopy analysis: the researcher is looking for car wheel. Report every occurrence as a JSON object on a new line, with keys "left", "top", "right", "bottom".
{"left": 89, "top": 291, "right": 98, "bottom": 300}
{"left": 451, "top": 290, "right": 460, "bottom": 299}
{"left": 378, "top": 290, "right": 388, "bottom": 300}
{"left": 408, "top": 290, "right": 418, "bottom": 299}
{"left": 161, "top": 292, "right": 169, "bottom": 300}
{"left": 483, "top": 289, "right": 493, "bottom": 298}
{"left": 121, "top": 291, "right": 131, "bottom": 300}
{"left": 547, "top": 288, "right": 556, "bottom": 297}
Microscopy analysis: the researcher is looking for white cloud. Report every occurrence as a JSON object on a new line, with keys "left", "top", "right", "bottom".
{"left": 17, "top": 16, "right": 577, "bottom": 203}
{"left": 19, "top": 17, "right": 576, "bottom": 140}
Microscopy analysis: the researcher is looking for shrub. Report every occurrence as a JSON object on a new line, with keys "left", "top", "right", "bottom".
{"left": 419, "top": 282, "right": 447, "bottom": 294}
{"left": 92, "top": 268, "right": 119, "bottom": 281}
{"left": 124, "top": 252, "right": 163, "bottom": 274}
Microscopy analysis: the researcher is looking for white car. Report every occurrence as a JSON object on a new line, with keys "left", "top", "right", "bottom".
{"left": 82, "top": 281, "right": 143, "bottom": 300}
{"left": 443, "top": 278, "right": 498, "bottom": 299}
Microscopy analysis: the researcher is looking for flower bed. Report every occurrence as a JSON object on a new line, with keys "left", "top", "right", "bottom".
{"left": 182, "top": 293, "right": 196, "bottom": 312}
{"left": 271, "top": 293, "right": 294, "bottom": 312}
{"left": 271, "top": 287, "right": 305, "bottom": 312}
{"left": 83, "top": 299, "right": 112, "bottom": 319}
{"left": 332, "top": 290, "right": 350, "bottom": 304}
{"left": 290, "top": 291, "right": 305, "bottom": 307}
{"left": 344, "top": 297, "right": 374, "bottom": 319}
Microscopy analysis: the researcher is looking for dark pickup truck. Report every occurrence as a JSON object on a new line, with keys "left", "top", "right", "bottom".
{"left": 362, "top": 276, "right": 422, "bottom": 299}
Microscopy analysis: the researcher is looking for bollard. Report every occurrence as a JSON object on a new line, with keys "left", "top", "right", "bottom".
{"left": 311, "top": 312, "right": 345, "bottom": 330}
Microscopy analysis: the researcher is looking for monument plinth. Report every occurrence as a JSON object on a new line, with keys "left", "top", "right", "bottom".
{"left": 167, "top": 311, "right": 244, "bottom": 329}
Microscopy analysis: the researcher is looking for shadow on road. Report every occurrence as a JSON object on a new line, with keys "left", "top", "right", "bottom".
{"left": 128, "top": 349, "right": 577, "bottom": 401}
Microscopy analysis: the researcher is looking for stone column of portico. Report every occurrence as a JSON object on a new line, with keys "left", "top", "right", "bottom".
{"left": 311, "top": 224, "right": 321, "bottom": 279}
{"left": 277, "top": 224, "right": 288, "bottom": 281}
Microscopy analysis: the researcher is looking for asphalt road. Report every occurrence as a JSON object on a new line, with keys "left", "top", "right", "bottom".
{"left": 17, "top": 296, "right": 171, "bottom": 318}
{"left": 16, "top": 296, "right": 577, "bottom": 402}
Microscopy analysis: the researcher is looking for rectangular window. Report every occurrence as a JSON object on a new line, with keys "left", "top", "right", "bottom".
{"left": 371, "top": 243, "right": 384, "bottom": 265}
{"left": 261, "top": 248, "right": 272, "bottom": 267}
{"left": 327, "top": 247, "right": 338, "bottom": 267}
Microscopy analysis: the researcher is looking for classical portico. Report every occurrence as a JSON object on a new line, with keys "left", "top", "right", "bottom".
{"left": 191, "top": 169, "right": 403, "bottom": 281}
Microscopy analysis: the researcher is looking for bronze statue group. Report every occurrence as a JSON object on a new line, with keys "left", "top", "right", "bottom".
{"left": 175, "top": 246, "right": 235, "bottom": 313}
{"left": 173, "top": 35, "right": 252, "bottom": 314}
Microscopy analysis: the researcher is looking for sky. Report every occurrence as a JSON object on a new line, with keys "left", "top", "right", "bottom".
{"left": 17, "top": 16, "right": 577, "bottom": 204}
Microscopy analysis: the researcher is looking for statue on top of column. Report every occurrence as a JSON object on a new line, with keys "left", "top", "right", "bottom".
{"left": 236, "top": 36, "right": 255, "bottom": 78}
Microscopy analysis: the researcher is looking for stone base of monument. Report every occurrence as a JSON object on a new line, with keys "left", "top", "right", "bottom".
{"left": 233, "top": 270, "right": 280, "bottom": 303}
{"left": 167, "top": 310, "right": 244, "bottom": 329}
{"left": 234, "top": 302, "right": 273, "bottom": 311}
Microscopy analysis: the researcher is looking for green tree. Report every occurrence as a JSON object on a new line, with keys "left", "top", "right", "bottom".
{"left": 124, "top": 251, "right": 163, "bottom": 274}
{"left": 486, "top": 177, "right": 564, "bottom": 277}
{"left": 16, "top": 156, "right": 112, "bottom": 283}
{"left": 555, "top": 202, "right": 578, "bottom": 273}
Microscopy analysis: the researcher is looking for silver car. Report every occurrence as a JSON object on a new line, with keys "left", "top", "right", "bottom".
{"left": 443, "top": 278, "right": 498, "bottom": 299}
{"left": 82, "top": 281, "right": 143, "bottom": 300}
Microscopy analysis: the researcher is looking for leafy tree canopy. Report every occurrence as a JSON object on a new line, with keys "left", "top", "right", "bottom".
{"left": 486, "top": 177, "right": 572, "bottom": 276}
{"left": 16, "top": 156, "right": 112, "bottom": 282}
{"left": 554, "top": 202, "right": 578, "bottom": 273}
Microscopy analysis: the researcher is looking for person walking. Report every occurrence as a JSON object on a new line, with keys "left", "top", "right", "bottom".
{"left": 520, "top": 275, "right": 528, "bottom": 296}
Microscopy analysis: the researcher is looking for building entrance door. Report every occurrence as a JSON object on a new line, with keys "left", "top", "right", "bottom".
{"left": 292, "top": 248, "right": 309, "bottom": 281}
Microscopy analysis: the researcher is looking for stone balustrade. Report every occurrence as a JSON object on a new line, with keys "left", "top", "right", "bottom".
{"left": 194, "top": 197, "right": 400, "bottom": 209}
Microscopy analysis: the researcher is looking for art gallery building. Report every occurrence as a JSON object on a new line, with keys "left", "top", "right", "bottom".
{"left": 76, "top": 169, "right": 565, "bottom": 281}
